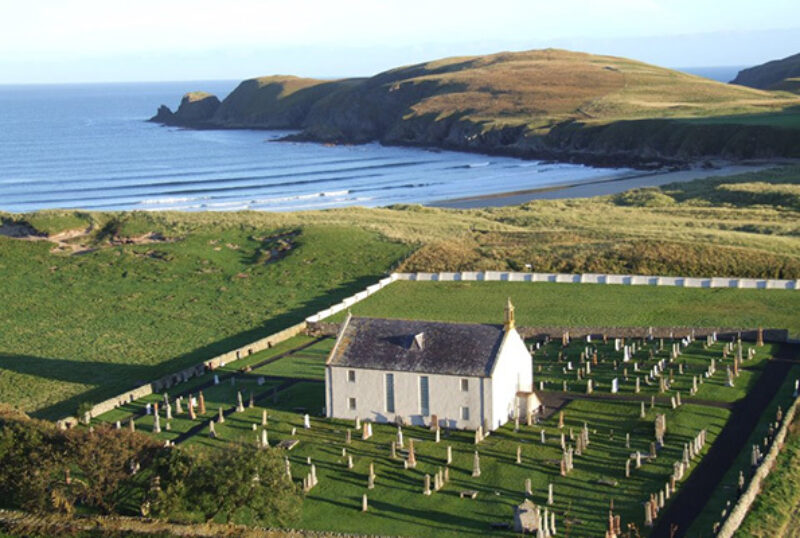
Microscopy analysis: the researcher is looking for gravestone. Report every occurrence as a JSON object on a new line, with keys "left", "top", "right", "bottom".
{"left": 153, "top": 405, "right": 161, "bottom": 433}
{"left": 408, "top": 439, "right": 417, "bottom": 468}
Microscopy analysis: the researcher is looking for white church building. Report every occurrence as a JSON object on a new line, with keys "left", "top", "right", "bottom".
{"left": 324, "top": 300, "right": 537, "bottom": 431}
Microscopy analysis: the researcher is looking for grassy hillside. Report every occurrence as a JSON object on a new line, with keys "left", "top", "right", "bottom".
{"left": 0, "top": 166, "right": 798, "bottom": 419}
{"left": 732, "top": 52, "right": 800, "bottom": 92}
{"left": 211, "top": 76, "right": 362, "bottom": 128}
{"left": 330, "top": 49, "right": 799, "bottom": 132}
{"left": 154, "top": 49, "right": 800, "bottom": 166}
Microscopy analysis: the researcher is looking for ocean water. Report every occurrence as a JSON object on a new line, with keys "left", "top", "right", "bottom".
{"left": 678, "top": 66, "right": 747, "bottom": 83}
{"left": 0, "top": 81, "right": 634, "bottom": 213}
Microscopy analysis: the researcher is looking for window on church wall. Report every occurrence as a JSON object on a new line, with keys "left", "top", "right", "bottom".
{"left": 419, "top": 376, "right": 429, "bottom": 416}
{"left": 461, "top": 406, "right": 470, "bottom": 420}
{"left": 348, "top": 397, "right": 356, "bottom": 410}
{"left": 461, "top": 378, "right": 469, "bottom": 391}
{"left": 348, "top": 370, "right": 356, "bottom": 382}
{"left": 385, "top": 373, "right": 395, "bottom": 413}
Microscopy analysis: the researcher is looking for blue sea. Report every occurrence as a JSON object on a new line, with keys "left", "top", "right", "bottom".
{"left": 0, "top": 81, "right": 642, "bottom": 213}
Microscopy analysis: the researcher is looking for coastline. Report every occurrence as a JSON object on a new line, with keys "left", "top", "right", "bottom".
{"left": 428, "top": 163, "right": 781, "bottom": 209}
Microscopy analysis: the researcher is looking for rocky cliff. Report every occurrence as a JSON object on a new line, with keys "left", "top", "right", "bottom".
{"left": 731, "top": 52, "right": 800, "bottom": 92}
{"left": 149, "top": 91, "right": 221, "bottom": 126}
{"left": 151, "top": 49, "right": 800, "bottom": 168}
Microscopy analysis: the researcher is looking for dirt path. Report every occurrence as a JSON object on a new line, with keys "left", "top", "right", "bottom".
{"left": 652, "top": 344, "right": 800, "bottom": 537}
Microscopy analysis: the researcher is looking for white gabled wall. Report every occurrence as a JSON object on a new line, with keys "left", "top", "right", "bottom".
{"left": 488, "top": 328, "right": 533, "bottom": 430}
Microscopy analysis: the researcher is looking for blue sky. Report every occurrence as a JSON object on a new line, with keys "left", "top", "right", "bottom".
{"left": 2, "top": 0, "right": 799, "bottom": 83}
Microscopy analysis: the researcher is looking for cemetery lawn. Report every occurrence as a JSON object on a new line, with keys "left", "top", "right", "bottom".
{"left": 177, "top": 387, "right": 730, "bottom": 537}
{"left": 91, "top": 334, "right": 789, "bottom": 536}
{"left": 336, "top": 281, "right": 800, "bottom": 337}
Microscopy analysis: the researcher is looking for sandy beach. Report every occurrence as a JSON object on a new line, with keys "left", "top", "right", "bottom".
{"left": 429, "top": 163, "right": 782, "bottom": 209}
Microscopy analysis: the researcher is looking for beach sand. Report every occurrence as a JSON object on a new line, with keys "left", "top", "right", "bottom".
{"left": 429, "top": 164, "right": 778, "bottom": 209}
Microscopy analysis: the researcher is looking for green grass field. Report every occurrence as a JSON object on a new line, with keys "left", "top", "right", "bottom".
{"left": 335, "top": 281, "right": 800, "bottom": 336}
{"left": 0, "top": 223, "right": 409, "bottom": 419}
{"left": 688, "top": 110, "right": 800, "bottom": 129}
{"left": 90, "top": 332, "right": 756, "bottom": 536}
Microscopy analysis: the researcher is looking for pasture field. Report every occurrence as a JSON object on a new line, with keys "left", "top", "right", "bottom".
{"left": 0, "top": 222, "right": 409, "bottom": 419}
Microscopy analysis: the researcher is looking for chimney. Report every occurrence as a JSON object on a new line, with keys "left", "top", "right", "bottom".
{"left": 412, "top": 332, "right": 425, "bottom": 350}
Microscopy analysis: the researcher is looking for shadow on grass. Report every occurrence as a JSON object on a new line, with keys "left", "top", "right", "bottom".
{"left": 3, "top": 273, "right": 385, "bottom": 420}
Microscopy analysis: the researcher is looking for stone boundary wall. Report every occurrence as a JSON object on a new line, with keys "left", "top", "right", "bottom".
{"left": 308, "top": 322, "right": 788, "bottom": 343}
{"left": 0, "top": 508, "right": 358, "bottom": 537}
{"left": 304, "top": 274, "right": 399, "bottom": 323}
{"left": 58, "top": 321, "right": 307, "bottom": 428}
{"left": 717, "top": 394, "right": 800, "bottom": 538}
{"left": 393, "top": 271, "right": 800, "bottom": 290}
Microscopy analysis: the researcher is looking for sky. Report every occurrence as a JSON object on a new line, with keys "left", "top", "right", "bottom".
{"left": 1, "top": 0, "right": 799, "bottom": 84}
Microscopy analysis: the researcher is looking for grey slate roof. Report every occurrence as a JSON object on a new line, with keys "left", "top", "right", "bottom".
{"left": 327, "top": 316, "right": 505, "bottom": 376}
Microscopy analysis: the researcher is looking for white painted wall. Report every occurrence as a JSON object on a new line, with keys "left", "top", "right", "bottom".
{"left": 326, "top": 365, "right": 485, "bottom": 429}
{"left": 488, "top": 328, "right": 533, "bottom": 430}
